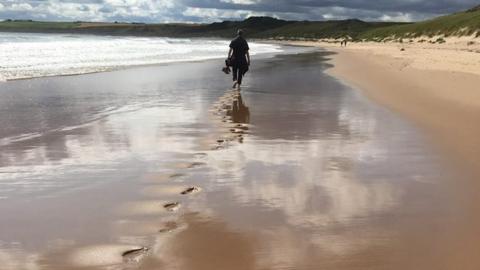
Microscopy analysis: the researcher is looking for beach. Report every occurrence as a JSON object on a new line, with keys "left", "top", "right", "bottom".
{"left": 1, "top": 43, "right": 479, "bottom": 270}
{"left": 331, "top": 42, "right": 480, "bottom": 172}
{"left": 290, "top": 40, "right": 480, "bottom": 268}
{"left": 286, "top": 40, "right": 480, "bottom": 176}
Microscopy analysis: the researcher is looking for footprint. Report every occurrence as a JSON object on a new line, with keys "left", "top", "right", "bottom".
{"left": 143, "top": 172, "right": 185, "bottom": 183}
{"left": 163, "top": 202, "right": 181, "bottom": 212}
{"left": 158, "top": 221, "right": 180, "bottom": 233}
{"left": 122, "top": 247, "right": 149, "bottom": 263}
{"left": 235, "top": 125, "right": 249, "bottom": 130}
{"left": 188, "top": 162, "right": 205, "bottom": 168}
{"left": 120, "top": 200, "right": 184, "bottom": 216}
{"left": 181, "top": 186, "right": 200, "bottom": 195}
{"left": 70, "top": 245, "right": 148, "bottom": 267}
{"left": 141, "top": 185, "right": 188, "bottom": 197}
{"left": 174, "top": 162, "right": 205, "bottom": 169}
{"left": 169, "top": 173, "right": 185, "bottom": 178}
{"left": 211, "top": 145, "right": 224, "bottom": 150}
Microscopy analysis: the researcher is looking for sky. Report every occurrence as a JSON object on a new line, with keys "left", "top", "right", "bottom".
{"left": 0, "top": 0, "right": 478, "bottom": 23}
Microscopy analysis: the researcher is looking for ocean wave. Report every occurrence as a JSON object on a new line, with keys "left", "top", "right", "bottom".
{"left": 0, "top": 33, "right": 282, "bottom": 81}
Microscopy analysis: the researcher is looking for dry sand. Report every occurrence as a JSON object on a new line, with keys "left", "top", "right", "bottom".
{"left": 309, "top": 37, "right": 480, "bottom": 76}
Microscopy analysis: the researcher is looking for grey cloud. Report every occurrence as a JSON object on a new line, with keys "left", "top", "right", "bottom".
{"left": 0, "top": 0, "right": 478, "bottom": 23}
{"left": 98, "top": 5, "right": 113, "bottom": 13}
{"left": 182, "top": 0, "right": 478, "bottom": 15}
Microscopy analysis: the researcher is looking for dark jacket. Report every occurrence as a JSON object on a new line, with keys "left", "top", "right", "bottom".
{"left": 229, "top": 36, "right": 249, "bottom": 66}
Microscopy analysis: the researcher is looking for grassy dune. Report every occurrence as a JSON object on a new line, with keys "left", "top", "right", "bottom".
{"left": 360, "top": 5, "right": 480, "bottom": 40}
{"left": 251, "top": 19, "right": 403, "bottom": 39}
{"left": 0, "top": 20, "right": 79, "bottom": 30}
{"left": 0, "top": 18, "right": 405, "bottom": 39}
{"left": 0, "top": 5, "right": 479, "bottom": 41}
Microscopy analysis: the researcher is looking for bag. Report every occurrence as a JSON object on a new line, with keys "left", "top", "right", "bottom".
{"left": 222, "top": 66, "right": 231, "bottom": 74}
{"left": 222, "top": 58, "right": 232, "bottom": 74}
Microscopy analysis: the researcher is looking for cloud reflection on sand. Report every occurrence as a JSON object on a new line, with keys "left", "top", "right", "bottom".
{"left": 205, "top": 94, "right": 404, "bottom": 225}
{"left": 0, "top": 105, "right": 200, "bottom": 198}
{"left": 166, "top": 87, "right": 442, "bottom": 268}
{"left": 0, "top": 248, "right": 40, "bottom": 270}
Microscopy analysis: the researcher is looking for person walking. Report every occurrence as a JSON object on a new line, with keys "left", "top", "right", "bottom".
{"left": 228, "top": 29, "right": 250, "bottom": 89}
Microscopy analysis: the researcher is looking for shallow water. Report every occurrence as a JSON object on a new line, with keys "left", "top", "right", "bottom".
{"left": 0, "top": 32, "right": 281, "bottom": 80}
{"left": 0, "top": 50, "right": 469, "bottom": 269}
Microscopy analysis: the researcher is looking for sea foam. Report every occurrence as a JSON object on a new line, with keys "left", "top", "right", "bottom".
{"left": 0, "top": 32, "right": 282, "bottom": 81}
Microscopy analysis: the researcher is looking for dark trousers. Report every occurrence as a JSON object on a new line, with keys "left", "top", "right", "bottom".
{"left": 232, "top": 64, "right": 248, "bottom": 85}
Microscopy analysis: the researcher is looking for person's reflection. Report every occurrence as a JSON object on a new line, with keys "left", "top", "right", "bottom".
{"left": 227, "top": 91, "right": 250, "bottom": 124}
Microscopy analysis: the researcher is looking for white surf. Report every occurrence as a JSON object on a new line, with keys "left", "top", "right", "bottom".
{"left": 0, "top": 32, "right": 282, "bottom": 81}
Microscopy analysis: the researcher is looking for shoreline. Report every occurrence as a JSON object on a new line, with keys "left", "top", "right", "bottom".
{"left": 279, "top": 40, "right": 480, "bottom": 175}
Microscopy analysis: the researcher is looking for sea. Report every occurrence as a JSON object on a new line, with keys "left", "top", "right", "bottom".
{"left": 0, "top": 32, "right": 282, "bottom": 81}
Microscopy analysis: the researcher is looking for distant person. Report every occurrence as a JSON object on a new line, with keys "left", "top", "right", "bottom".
{"left": 228, "top": 29, "right": 250, "bottom": 89}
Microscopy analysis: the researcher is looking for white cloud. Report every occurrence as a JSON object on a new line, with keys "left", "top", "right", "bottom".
{"left": 0, "top": 0, "right": 180, "bottom": 22}
{"left": 10, "top": 2, "right": 33, "bottom": 11}
{"left": 380, "top": 13, "right": 413, "bottom": 22}
{"left": 183, "top": 7, "right": 277, "bottom": 22}
{"left": 0, "top": 0, "right": 465, "bottom": 23}
{"left": 220, "top": 0, "right": 259, "bottom": 5}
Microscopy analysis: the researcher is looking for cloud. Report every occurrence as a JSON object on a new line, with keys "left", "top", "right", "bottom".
{"left": 0, "top": 0, "right": 478, "bottom": 23}
{"left": 220, "top": 0, "right": 259, "bottom": 5}
{"left": 183, "top": 6, "right": 277, "bottom": 22}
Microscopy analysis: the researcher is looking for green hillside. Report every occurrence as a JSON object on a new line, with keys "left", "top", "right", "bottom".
{"left": 253, "top": 19, "right": 402, "bottom": 39}
{"left": 0, "top": 20, "right": 79, "bottom": 30}
{"left": 360, "top": 5, "right": 480, "bottom": 40}
{"left": 189, "top": 17, "right": 401, "bottom": 39}
{"left": 0, "top": 5, "right": 479, "bottom": 41}
{"left": 0, "top": 17, "right": 403, "bottom": 39}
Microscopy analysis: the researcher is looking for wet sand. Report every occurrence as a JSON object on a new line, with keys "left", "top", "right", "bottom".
{"left": 327, "top": 47, "right": 480, "bottom": 270}
{"left": 0, "top": 49, "right": 476, "bottom": 269}
{"left": 326, "top": 46, "right": 480, "bottom": 174}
